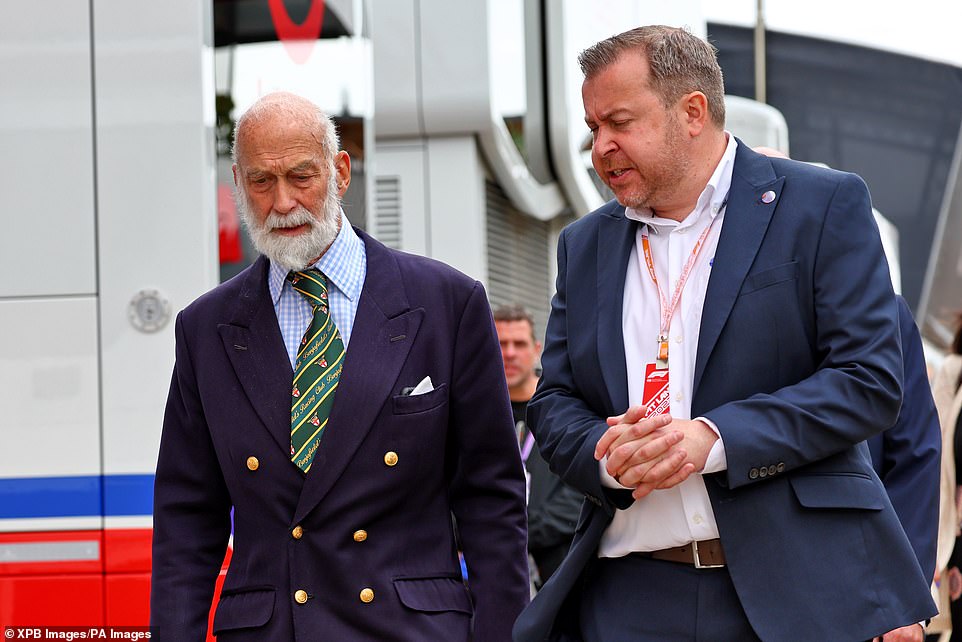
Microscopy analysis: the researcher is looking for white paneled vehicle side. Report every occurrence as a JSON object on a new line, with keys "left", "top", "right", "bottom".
{"left": 0, "top": 0, "right": 217, "bottom": 629}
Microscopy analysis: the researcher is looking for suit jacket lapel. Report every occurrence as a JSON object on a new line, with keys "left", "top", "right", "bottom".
{"left": 693, "top": 145, "right": 784, "bottom": 397}
{"left": 218, "top": 256, "right": 295, "bottom": 456}
{"left": 293, "top": 230, "right": 422, "bottom": 524}
{"left": 597, "top": 208, "right": 636, "bottom": 413}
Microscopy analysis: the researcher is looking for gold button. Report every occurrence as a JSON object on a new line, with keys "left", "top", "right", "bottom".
{"left": 359, "top": 588, "right": 374, "bottom": 603}
{"left": 353, "top": 529, "right": 367, "bottom": 542}
{"left": 294, "top": 590, "right": 308, "bottom": 604}
{"left": 384, "top": 451, "right": 398, "bottom": 467}
{"left": 246, "top": 456, "right": 259, "bottom": 471}
{"left": 292, "top": 525, "right": 303, "bottom": 539}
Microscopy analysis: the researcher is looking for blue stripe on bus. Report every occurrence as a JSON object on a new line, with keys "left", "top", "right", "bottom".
{"left": 103, "top": 474, "right": 154, "bottom": 516}
{"left": 0, "top": 475, "right": 154, "bottom": 519}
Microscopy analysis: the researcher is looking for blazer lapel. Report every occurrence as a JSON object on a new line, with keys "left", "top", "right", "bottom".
{"left": 596, "top": 207, "right": 636, "bottom": 413}
{"left": 693, "top": 145, "right": 784, "bottom": 396}
{"left": 218, "top": 256, "right": 295, "bottom": 456}
{"left": 293, "top": 231, "right": 421, "bottom": 524}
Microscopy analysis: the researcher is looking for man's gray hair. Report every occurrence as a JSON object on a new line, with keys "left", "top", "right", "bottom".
{"left": 231, "top": 92, "right": 340, "bottom": 166}
{"left": 578, "top": 25, "right": 725, "bottom": 128}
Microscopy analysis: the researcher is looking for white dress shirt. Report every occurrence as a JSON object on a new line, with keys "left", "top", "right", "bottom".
{"left": 598, "top": 134, "right": 738, "bottom": 557}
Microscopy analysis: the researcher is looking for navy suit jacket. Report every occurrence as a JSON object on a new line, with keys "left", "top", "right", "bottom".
{"left": 151, "top": 230, "right": 529, "bottom": 641}
{"left": 868, "top": 296, "right": 941, "bottom": 582}
{"left": 514, "top": 143, "right": 936, "bottom": 642}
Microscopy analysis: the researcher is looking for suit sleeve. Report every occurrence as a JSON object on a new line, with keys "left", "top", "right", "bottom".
{"left": 875, "top": 298, "right": 941, "bottom": 581}
{"left": 447, "top": 282, "right": 529, "bottom": 641}
{"left": 150, "top": 313, "right": 232, "bottom": 640}
{"left": 527, "top": 229, "right": 634, "bottom": 513}
{"left": 704, "top": 172, "right": 905, "bottom": 487}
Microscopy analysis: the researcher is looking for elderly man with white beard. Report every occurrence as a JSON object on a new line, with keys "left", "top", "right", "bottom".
{"left": 150, "top": 92, "right": 529, "bottom": 641}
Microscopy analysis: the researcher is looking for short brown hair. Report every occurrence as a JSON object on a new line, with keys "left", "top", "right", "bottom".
{"left": 578, "top": 25, "right": 725, "bottom": 129}
{"left": 493, "top": 304, "right": 536, "bottom": 343}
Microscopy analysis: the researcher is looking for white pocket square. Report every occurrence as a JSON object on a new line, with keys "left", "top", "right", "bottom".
{"left": 409, "top": 376, "right": 434, "bottom": 396}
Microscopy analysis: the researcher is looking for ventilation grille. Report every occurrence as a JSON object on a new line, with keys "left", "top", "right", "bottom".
{"left": 485, "top": 180, "right": 551, "bottom": 341}
{"left": 374, "top": 175, "right": 402, "bottom": 249}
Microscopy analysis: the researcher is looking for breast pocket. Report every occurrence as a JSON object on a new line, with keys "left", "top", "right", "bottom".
{"left": 392, "top": 383, "right": 449, "bottom": 415}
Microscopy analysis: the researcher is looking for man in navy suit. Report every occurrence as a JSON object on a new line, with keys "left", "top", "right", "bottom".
{"left": 513, "top": 26, "right": 935, "bottom": 641}
{"left": 150, "top": 92, "right": 528, "bottom": 640}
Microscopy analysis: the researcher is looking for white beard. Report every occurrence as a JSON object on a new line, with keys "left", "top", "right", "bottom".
{"left": 236, "top": 175, "right": 341, "bottom": 272}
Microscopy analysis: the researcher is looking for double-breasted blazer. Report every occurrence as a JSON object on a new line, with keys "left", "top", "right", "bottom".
{"left": 151, "top": 230, "right": 529, "bottom": 641}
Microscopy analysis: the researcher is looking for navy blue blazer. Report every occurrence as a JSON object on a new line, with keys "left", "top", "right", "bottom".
{"left": 514, "top": 143, "right": 936, "bottom": 642}
{"left": 151, "top": 230, "right": 529, "bottom": 641}
{"left": 868, "top": 296, "right": 941, "bottom": 582}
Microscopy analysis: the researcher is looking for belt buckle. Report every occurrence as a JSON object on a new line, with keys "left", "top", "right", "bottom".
{"left": 692, "top": 540, "right": 724, "bottom": 569}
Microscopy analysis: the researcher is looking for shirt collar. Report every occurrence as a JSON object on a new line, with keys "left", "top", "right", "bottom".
{"left": 268, "top": 210, "right": 365, "bottom": 304}
{"left": 625, "top": 132, "right": 738, "bottom": 232}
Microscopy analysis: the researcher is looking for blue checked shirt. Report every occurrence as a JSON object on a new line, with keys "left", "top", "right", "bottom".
{"left": 269, "top": 212, "right": 367, "bottom": 369}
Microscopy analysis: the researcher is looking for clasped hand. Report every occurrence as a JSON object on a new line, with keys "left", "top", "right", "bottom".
{"left": 594, "top": 407, "right": 718, "bottom": 500}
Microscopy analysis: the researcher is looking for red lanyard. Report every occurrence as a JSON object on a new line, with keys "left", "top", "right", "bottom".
{"left": 640, "top": 214, "right": 719, "bottom": 367}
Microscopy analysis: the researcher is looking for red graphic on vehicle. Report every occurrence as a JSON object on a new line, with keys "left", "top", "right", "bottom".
{"left": 268, "top": 0, "right": 326, "bottom": 64}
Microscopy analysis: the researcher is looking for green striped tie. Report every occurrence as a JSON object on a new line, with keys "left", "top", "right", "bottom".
{"left": 288, "top": 269, "right": 345, "bottom": 473}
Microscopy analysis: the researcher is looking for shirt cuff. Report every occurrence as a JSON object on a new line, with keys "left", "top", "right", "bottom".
{"left": 599, "top": 456, "right": 632, "bottom": 489}
{"left": 697, "top": 416, "right": 728, "bottom": 473}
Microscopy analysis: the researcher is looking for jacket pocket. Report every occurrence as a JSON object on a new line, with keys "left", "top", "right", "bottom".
{"left": 741, "top": 260, "right": 799, "bottom": 295}
{"left": 392, "top": 383, "right": 449, "bottom": 415}
{"left": 393, "top": 576, "right": 473, "bottom": 614}
{"left": 212, "top": 586, "right": 275, "bottom": 633}
{"left": 790, "top": 473, "right": 885, "bottom": 510}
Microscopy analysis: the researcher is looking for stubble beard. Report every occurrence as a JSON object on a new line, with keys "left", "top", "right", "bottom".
{"left": 609, "top": 115, "right": 691, "bottom": 212}
{"left": 236, "top": 173, "right": 342, "bottom": 272}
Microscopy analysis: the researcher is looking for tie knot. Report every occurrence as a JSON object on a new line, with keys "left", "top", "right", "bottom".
{"left": 288, "top": 269, "right": 329, "bottom": 307}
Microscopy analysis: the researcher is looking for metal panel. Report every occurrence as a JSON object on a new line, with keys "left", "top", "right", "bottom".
{"left": 426, "top": 137, "right": 487, "bottom": 282}
{"left": 374, "top": 141, "right": 428, "bottom": 256}
{"left": 0, "top": 541, "right": 100, "bottom": 564}
{"left": 418, "top": 0, "right": 490, "bottom": 135}
{"left": 0, "top": 298, "right": 101, "bottom": 482}
{"left": 485, "top": 181, "right": 551, "bottom": 341}
{"left": 370, "top": 0, "right": 421, "bottom": 137}
{"left": 374, "top": 176, "right": 403, "bottom": 249}
{"left": 0, "top": 2, "right": 96, "bottom": 297}
{"left": 93, "top": 0, "right": 218, "bottom": 477}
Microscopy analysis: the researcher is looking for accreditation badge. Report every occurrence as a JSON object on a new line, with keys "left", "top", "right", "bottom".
{"left": 642, "top": 362, "right": 670, "bottom": 418}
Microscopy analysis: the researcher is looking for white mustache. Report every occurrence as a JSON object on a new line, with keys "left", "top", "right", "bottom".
{"left": 264, "top": 208, "right": 315, "bottom": 230}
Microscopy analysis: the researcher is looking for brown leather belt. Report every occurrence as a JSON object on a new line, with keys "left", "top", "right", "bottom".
{"left": 634, "top": 538, "right": 726, "bottom": 568}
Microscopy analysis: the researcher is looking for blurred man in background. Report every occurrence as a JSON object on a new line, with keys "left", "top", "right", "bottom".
{"left": 495, "top": 305, "right": 582, "bottom": 588}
